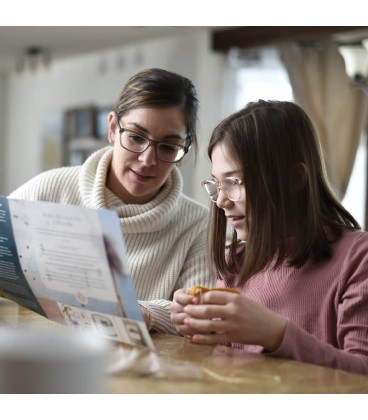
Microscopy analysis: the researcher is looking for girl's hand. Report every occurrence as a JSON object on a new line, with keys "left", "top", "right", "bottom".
{"left": 170, "top": 289, "right": 200, "bottom": 337}
{"left": 182, "top": 291, "right": 287, "bottom": 351}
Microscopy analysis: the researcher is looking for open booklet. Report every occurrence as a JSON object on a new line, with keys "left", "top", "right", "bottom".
{"left": 0, "top": 195, "right": 154, "bottom": 350}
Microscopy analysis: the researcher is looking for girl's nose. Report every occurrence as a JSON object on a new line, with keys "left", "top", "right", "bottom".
{"left": 216, "top": 189, "right": 232, "bottom": 209}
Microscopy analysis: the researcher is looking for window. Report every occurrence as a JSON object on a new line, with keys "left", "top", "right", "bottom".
{"left": 231, "top": 46, "right": 365, "bottom": 228}
{"left": 341, "top": 137, "right": 366, "bottom": 228}
{"left": 231, "top": 47, "right": 293, "bottom": 112}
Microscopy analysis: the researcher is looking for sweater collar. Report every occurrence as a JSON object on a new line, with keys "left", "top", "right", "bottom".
{"left": 79, "top": 146, "right": 183, "bottom": 233}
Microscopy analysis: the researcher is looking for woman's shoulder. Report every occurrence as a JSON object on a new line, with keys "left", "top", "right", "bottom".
{"left": 9, "top": 166, "right": 81, "bottom": 202}
{"left": 15, "top": 165, "right": 80, "bottom": 183}
{"left": 179, "top": 194, "right": 209, "bottom": 218}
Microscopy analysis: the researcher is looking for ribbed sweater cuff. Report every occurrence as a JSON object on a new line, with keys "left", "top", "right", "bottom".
{"left": 138, "top": 301, "right": 179, "bottom": 335}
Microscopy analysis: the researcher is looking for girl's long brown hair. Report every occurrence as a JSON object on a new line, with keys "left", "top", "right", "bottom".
{"left": 207, "top": 100, "right": 360, "bottom": 287}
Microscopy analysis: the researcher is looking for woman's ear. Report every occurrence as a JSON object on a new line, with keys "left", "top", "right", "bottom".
{"left": 292, "top": 162, "right": 308, "bottom": 193}
{"left": 107, "top": 112, "right": 117, "bottom": 145}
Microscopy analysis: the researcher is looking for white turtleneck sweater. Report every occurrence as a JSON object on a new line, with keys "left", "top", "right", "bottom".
{"left": 9, "top": 146, "right": 214, "bottom": 334}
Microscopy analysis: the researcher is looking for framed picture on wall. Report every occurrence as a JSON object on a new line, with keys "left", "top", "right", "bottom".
{"left": 65, "top": 106, "right": 97, "bottom": 139}
{"left": 41, "top": 110, "right": 64, "bottom": 171}
{"left": 96, "top": 106, "right": 112, "bottom": 140}
{"left": 63, "top": 105, "right": 102, "bottom": 166}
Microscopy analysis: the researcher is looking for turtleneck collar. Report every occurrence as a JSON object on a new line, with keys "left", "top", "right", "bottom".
{"left": 79, "top": 146, "right": 183, "bottom": 233}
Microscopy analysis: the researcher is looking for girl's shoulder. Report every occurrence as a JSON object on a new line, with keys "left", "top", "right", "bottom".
{"left": 340, "top": 228, "right": 368, "bottom": 244}
{"left": 334, "top": 228, "right": 368, "bottom": 260}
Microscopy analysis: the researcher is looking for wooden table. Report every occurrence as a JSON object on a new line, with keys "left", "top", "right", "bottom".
{"left": 1, "top": 297, "right": 368, "bottom": 394}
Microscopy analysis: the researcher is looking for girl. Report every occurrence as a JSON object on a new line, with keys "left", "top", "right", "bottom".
{"left": 171, "top": 100, "right": 368, "bottom": 374}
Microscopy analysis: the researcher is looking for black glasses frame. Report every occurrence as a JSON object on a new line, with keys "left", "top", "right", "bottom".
{"left": 116, "top": 119, "right": 190, "bottom": 163}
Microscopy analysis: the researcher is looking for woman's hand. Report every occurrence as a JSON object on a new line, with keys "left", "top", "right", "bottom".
{"left": 182, "top": 291, "right": 287, "bottom": 351}
{"left": 170, "top": 289, "right": 200, "bottom": 337}
{"left": 140, "top": 306, "right": 151, "bottom": 329}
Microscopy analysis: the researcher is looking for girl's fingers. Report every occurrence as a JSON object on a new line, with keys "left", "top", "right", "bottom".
{"left": 184, "top": 303, "right": 230, "bottom": 320}
{"left": 183, "top": 316, "right": 227, "bottom": 333}
{"left": 200, "top": 291, "right": 235, "bottom": 305}
{"left": 191, "top": 333, "right": 230, "bottom": 345}
{"left": 175, "top": 324, "right": 196, "bottom": 336}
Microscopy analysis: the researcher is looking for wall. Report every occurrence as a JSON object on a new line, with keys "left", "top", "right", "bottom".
{"left": 1, "top": 29, "right": 226, "bottom": 206}
{"left": 0, "top": 74, "right": 5, "bottom": 193}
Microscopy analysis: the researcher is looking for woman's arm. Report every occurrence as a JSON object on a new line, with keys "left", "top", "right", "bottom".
{"left": 139, "top": 230, "right": 215, "bottom": 335}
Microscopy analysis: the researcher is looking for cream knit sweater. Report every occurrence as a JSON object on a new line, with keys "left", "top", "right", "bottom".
{"left": 9, "top": 146, "right": 214, "bottom": 334}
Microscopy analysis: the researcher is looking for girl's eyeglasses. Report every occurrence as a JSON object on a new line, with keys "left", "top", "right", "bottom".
{"left": 201, "top": 177, "right": 244, "bottom": 202}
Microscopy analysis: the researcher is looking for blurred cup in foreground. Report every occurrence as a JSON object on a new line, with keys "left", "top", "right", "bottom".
{"left": 0, "top": 326, "right": 110, "bottom": 394}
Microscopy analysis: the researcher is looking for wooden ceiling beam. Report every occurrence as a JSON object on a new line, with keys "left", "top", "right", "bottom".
{"left": 212, "top": 26, "right": 368, "bottom": 51}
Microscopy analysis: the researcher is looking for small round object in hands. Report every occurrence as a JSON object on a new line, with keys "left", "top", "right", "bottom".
{"left": 188, "top": 285, "right": 240, "bottom": 296}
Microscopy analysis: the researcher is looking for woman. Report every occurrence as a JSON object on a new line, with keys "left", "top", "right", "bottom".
{"left": 171, "top": 100, "right": 368, "bottom": 374}
{"left": 9, "top": 68, "right": 214, "bottom": 334}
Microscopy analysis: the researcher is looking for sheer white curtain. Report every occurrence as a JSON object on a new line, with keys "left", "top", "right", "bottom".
{"left": 222, "top": 47, "right": 293, "bottom": 117}
{"left": 279, "top": 39, "right": 368, "bottom": 198}
{"left": 221, "top": 48, "right": 249, "bottom": 118}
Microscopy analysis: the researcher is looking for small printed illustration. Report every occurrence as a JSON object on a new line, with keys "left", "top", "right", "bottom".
{"left": 124, "top": 319, "right": 146, "bottom": 347}
{"left": 61, "top": 304, "right": 92, "bottom": 330}
{"left": 92, "top": 313, "right": 118, "bottom": 338}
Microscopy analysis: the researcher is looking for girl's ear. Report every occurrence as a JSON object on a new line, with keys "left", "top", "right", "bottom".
{"left": 107, "top": 112, "right": 117, "bottom": 145}
{"left": 292, "top": 162, "right": 308, "bottom": 193}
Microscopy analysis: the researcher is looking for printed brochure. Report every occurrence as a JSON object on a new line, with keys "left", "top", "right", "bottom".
{"left": 0, "top": 195, "right": 154, "bottom": 350}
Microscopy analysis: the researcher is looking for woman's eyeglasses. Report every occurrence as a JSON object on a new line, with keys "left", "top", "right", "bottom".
{"left": 201, "top": 177, "right": 244, "bottom": 202}
{"left": 117, "top": 120, "right": 189, "bottom": 163}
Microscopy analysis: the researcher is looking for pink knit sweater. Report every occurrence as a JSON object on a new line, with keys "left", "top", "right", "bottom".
{"left": 218, "top": 229, "right": 368, "bottom": 375}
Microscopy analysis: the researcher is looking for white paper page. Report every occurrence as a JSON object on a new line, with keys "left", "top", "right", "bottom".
{"left": 10, "top": 200, "right": 116, "bottom": 302}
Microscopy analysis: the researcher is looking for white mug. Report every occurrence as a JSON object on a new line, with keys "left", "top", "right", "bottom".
{"left": 0, "top": 326, "right": 110, "bottom": 393}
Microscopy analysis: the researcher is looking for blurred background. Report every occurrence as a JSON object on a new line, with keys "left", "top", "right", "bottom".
{"left": 1, "top": 26, "right": 368, "bottom": 226}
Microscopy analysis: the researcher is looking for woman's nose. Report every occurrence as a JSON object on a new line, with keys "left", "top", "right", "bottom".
{"left": 138, "top": 145, "right": 157, "bottom": 166}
